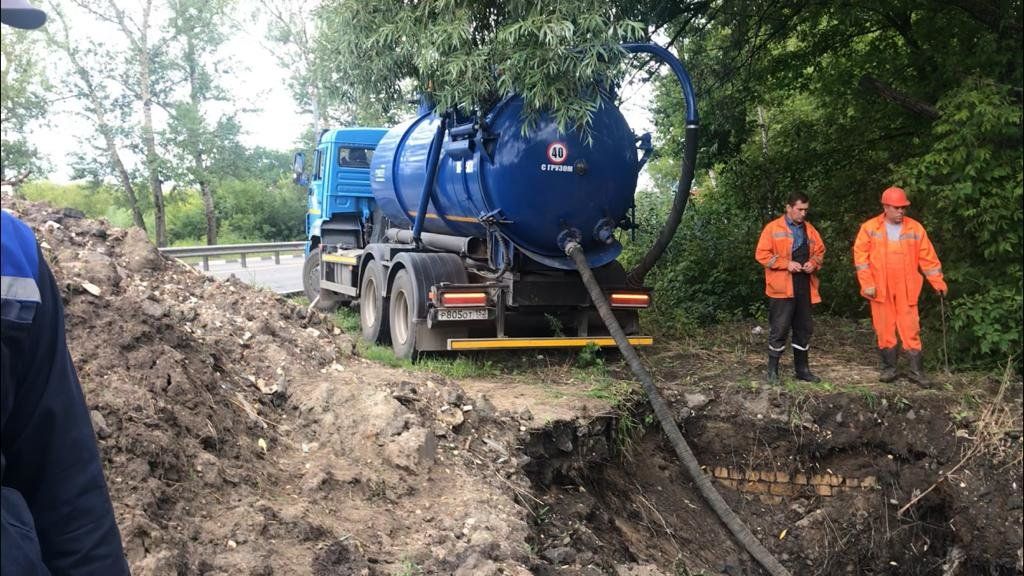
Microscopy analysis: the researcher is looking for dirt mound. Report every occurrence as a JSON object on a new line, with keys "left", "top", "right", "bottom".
{"left": 2, "top": 199, "right": 540, "bottom": 575}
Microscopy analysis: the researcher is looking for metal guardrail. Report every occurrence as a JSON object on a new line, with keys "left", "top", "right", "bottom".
{"left": 160, "top": 241, "right": 305, "bottom": 271}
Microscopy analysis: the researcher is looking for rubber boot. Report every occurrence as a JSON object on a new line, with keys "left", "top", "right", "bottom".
{"left": 793, "top": 349, "right": 821, "bottom": 383}
{"left": 878, "top": 347, "right": 898, "bottom": 383}
{"left": 906, "top": 350, "right": 931, "bottom": 387}
{"left": 766, "top": 354, "right": 781, "bottom": 384}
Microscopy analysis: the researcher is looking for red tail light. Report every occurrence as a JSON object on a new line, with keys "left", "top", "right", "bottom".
{"left": 609, "top": 292, "right": 650, "bottom": 308}
{"left": 441, "top": 292, "right": 487, "bottom": 307}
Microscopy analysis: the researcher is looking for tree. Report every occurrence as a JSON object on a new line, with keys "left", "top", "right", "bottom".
{"left": 45, "top": 1, "right": 147, "bottom": 229}
{"left": 164, "top": 0, "right": 235, "bottom": 244}
{"left": 313, "top": 0, "right": 646, "bottom": 133}
{"left": 641, "top": 0, "right": 1023, "bottom": 366}
{"left": 257, "top": 0, "right": 331, "bottom": 146}
{"left": 1, "top": 28, "right": 49, "bottom": 188}
{"left": 74, "top": 0, "right": 173, "bottom": 245}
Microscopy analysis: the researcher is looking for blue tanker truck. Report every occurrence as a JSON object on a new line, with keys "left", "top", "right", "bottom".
{"left": 295, "top": 44, "right": 698, "bottom": 360}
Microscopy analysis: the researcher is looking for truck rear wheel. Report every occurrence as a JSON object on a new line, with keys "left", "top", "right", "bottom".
{"left": 388, "top": 269, "right": 418, "bottom": 360}
{"left": 359, "top": 259, "right": 390, "bottom": 344}
{"left": 303, "top": 251, "right": 343, "bottom": 311}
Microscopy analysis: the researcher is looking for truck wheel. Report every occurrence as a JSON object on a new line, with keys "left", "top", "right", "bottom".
{"left": 359, "top": 259, "right": 390, "bottom": 344}
{"left": 302, "top": 251, "right": 343, "bottom": 311}
{"left": 388, "top": 268, "right": 418, "bottom": 360}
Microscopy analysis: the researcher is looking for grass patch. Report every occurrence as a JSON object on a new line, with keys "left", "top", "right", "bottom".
{"left": 782, "top": 378, "right": 837, "bottom": 395}
{"left": 332, "top": 306, "right": 361, "bottom": 334}
{"left": 353, "top": 339, "right": 502, "bottom": 380}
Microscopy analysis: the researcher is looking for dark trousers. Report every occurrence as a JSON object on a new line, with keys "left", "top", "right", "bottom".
{"left": 768, "top": 245, "right": 813, "bottom": 357}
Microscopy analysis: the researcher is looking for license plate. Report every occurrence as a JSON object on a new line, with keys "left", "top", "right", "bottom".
{"left": 436, "top": 308, "right": 488, "bottom": 321}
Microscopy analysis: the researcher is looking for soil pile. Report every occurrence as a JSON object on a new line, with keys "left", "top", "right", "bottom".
{"left": 2, "top": 199, "right": 539, "bottom": 575}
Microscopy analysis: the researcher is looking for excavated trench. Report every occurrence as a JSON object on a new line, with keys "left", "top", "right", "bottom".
{"left": 517, "top": 391, "right": 1022, "bottom": 576}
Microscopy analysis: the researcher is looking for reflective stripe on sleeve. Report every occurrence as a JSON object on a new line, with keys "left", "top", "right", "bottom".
{"left": 1, "top": 275, "right": 41, "bottom": 303}
{"left": 855, "top": 263, "right": 870, "bottom": 271}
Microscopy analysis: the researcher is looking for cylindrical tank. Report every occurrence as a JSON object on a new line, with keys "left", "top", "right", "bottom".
{"left": 370, "top": 96, "right": 639, "bottom": 270}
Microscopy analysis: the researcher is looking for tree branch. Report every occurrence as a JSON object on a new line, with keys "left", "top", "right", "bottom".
{"left": 858, "top": 74, "right": 941, "bottom": 120}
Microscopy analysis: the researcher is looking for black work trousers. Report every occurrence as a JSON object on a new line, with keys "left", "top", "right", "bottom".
{"left": 768, "top": 243, "right": 813, "bottom": 357}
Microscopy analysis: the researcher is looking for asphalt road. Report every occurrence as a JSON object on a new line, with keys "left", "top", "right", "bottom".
{"left": 196, "top": 254, "right": 305, "bottom": 295}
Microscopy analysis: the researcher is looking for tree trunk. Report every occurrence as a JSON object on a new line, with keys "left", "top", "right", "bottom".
{"left": 52, "top": 5, "right": 147, "bottom": 231}
{"left": 195, "top": 155, "right": 217, "bottom": 245}
{"left": 756, "top": 105, "right": 770, "bottom": 157}
{"left": 103, "top": 128, "right": 146, "bottom": 230}
{"left": 137, "top": 0, "right": 166, "bottom": 246}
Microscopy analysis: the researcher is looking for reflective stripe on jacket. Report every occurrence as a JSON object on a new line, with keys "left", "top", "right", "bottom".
{"left": 852, "top": 214, "right": 945, "bottom": 303}
{"left": 754, "top": 216, "right": 825, "bottom": 303}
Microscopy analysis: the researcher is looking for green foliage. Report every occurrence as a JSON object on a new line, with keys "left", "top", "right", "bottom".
{"left": 622, "top": 163, "right": 765, "bottom": 333}
{"left": 639, "top": 1, "right": 1022, "bottom": 368}
{"left": 314, "top": 0, "right": 645, "bottom": 133}
{"left": 215, "top": 177, "right": 306, "bottom": 243}
{"left": 896, "top": 79, "right": 1023, "bottom": 365}
{"left": 576, "top": 342, "right": 603, "bottom": 368}
{"left": 1, "top": 28, "right": 50, "bottom": 184}
{"left": 21, "top": 181, "right": 121, "bottom": 218}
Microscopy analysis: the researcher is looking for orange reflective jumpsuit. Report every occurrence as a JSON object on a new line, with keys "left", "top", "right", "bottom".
{"left": 853, "top": 215, "right": 946, "bottom": 350}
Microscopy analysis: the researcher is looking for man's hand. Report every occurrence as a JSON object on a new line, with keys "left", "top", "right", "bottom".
{"left": 863, "top": 287, "right": 877, "bottom": 299}
{"left": 787, "top": 261, "right": 802, "bottom": 273}
{"left": 801, "top": 261, "right": 817, "bottom": 273}
{"left": 936, "top": 282, "right": 948, "bottom": 297}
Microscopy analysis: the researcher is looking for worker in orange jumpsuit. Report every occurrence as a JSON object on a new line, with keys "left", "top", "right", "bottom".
{"left": 854, "top": 187, "right": 947, "bottom": 385}
{"left": 755, "top": 192, "right": 826, "bottom": 383}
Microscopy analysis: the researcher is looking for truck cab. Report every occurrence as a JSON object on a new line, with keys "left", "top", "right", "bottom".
{"left": 298, "top": 128, "right": 388, "bottom": 304}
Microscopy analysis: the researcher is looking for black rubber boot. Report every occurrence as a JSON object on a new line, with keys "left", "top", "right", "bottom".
{"left": 878, "top": 347, "right": 898, "bottom": 383}
{"left": 766, "top": 354, "right": 781, "bottom": 384}
{"left": 793, "top": 349, "right": 821, "bottom": 383}
{"left": 906, "top": 350, "right": 931, "bottom": 387}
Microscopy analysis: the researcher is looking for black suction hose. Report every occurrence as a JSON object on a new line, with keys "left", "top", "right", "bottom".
{"left": 621, "top": 43, "right": 700, "bottom": 287}
{"left": 566, "top": 241, "right": 792, "bottom": 576}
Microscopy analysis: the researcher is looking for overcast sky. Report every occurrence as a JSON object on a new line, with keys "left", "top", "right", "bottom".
{"left": 31, "top": 9, "right": 657, "bottom": 185}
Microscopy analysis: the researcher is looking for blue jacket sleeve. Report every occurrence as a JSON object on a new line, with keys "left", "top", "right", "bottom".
{"left": 1, "top": 238, "right": 129, "bottom": 574}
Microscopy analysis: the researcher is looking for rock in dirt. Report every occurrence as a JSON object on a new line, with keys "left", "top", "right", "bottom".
{"left": 122, "top": 227, "right": 163, "bottom": 272}
{"left": 615, "top": 564, "right": 669, "bottom": 576}
{"left": 473, "top": 393, "right": 497, "bottom": 418}
{"left": 384, "top": 426, "right": 437, "bottom": 473}
{"left": 139, "top": 299, "right": 166, "bottom": 319}
{"left": 454, "top": 552, "right": 499, "bottom": 576}
{"left": 541, "top": 546, "right": 577, "bottom": 564}
{"left": 683, "top": 392, "right": 711, "bottom": 409}
{"left": 90, "top": 409, "right": 111, "bottom": 439}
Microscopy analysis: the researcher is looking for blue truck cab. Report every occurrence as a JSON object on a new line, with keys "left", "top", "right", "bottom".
{"left": 298, "top": 128, "right": 387, "bottom": 304}
{"left": 303, "top": 128, "right": 388, "bottom": 254}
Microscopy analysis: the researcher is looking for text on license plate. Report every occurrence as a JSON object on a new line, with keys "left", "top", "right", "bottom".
{"left": 436, "top": 308, "right": 488, "bottom": 321}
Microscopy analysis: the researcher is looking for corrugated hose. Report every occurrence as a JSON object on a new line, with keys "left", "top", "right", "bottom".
{"left": 567, "top": 241, "right": 792, "bottom": 576}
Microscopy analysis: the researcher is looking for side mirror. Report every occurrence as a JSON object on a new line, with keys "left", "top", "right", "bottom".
{"left": 292, "top": 152, "right": 309, "bottom": 186}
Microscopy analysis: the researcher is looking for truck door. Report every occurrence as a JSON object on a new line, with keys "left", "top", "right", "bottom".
{"left": 307, "top": 147, "right": 328, "bottom": 242}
